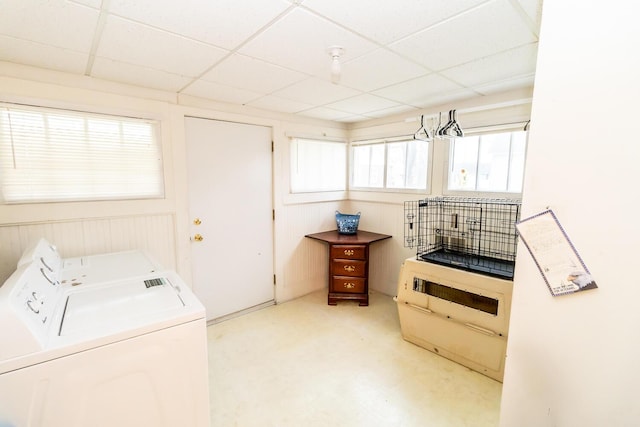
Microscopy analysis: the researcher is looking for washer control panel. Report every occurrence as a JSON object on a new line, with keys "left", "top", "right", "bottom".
{"left": 12, "top": 257, "right": 64, "bottom": 341}
{"left": 0, "top": 242, "right": 65, "bottom": 360}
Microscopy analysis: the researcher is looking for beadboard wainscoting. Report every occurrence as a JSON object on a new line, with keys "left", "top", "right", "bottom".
{"left": 277, "top": 201, "right": 346, "bottom": 302}
{"left": 346, "top": 200, "right": 415, "bottom": 297}
{"left": 279, "top": 199, "right": 413, "bottom": 300}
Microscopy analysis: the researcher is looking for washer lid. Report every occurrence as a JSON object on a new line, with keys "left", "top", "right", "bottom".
{"left": 61, "top": 250, "right": 162, "bottom": 287}
{"left": 59, "top": 276, "right": 185, "bottom": 337}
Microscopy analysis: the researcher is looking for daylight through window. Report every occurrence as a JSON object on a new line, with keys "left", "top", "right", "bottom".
{"left": 0, "top": 104, "right": 164, "bottom": 203}
{"left": 351, "top": 137, "right": 429, "bottom": 191}
{"left": 448, "top": 130, "right": 527, "bottom": 193}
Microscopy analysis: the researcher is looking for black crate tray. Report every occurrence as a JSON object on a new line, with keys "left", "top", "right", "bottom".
{"left": 419, "top": 249, "right": 515, "bottom": 280}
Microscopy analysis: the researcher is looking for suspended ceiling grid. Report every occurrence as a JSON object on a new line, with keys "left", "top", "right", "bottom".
{"left": 0, "top": 0, "right": 542, "bottom": 123}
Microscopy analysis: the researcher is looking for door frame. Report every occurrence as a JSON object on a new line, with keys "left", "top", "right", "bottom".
{"left": 182, "top": 115, "right": 276, "bottom": 322}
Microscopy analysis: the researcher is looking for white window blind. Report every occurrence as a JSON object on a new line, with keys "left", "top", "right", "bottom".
{"left": 290, "top": 138, "right": 346, "bottom": 193}
{"left": 0, "top": 104, "right": 164, "bottom": 203}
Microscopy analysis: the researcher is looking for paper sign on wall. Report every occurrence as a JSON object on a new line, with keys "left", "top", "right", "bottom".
{"left": 516, "top": 209, "right": 597, "bottom": 296}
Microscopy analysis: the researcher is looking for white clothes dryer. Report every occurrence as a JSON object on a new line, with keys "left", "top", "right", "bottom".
{"left": 0, "top": 241, "right": 210, "bottom": 427}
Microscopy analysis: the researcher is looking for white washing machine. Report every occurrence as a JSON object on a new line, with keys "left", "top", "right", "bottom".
{"left": 17, "top": 238, "right": 163, "bottom": 287}
{"left": 0, "top": 240, "right": 210, "bottom": 427}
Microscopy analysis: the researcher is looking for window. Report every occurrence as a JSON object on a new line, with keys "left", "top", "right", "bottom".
{"left": 448, "top": 130, "right": 527, "bottom": 193}
{"left": 351, "top": 137, "right": 429, "bottom": 191}
{"left": 290, "top": 138, "right": 346, "bottom": 193}
{"left": 0, "top": 104, "right": 164, "bottom": 203}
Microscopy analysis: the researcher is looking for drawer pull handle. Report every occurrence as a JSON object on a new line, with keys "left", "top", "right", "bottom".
{"left": 343, "top": 265, "right": 356, "bottom": 272}
{"left": 343, "top": 249, "right": 354, "bottom": 256}
{"left": 344, "top": 282, "right": 355, "bottom": 289}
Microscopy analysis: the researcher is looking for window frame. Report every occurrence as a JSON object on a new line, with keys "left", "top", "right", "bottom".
{"left": 289, "top": 137, "right": 347, "bottom": 194}
{"left": 349, "top": 136, "right": 432, "bottom": 195}
{"left": 284, "top": 136, "right": 348, "bottom": 205}
{"left": 0, "top": 102, "right": 165, "bottom": 204}
{"left": 443, "top": 127, "right": 528, "bottom": 199}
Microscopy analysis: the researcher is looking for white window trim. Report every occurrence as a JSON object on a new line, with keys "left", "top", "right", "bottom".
{"left": 0, "top": 102, "right": 165, "bottom": 204}
{"left": 0, "top": 93, "right": 174, "bottom": 224}
{"left": 349, "top": 135, "right": 433, "bottom": 195}
{"left": 442, "top": 125, "right": 527, "bottom": 199}
{"left": 283, "top": 135, "right": 348, "bottom": 205}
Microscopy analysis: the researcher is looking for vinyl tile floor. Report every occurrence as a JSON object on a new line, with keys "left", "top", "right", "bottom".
{"left": 206, "top": 290, "right": 502, "bottom": 427}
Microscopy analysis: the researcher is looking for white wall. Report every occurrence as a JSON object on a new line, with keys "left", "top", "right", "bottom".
{"left": 0, "top": 62, "right": 535, "bottom": 305}
{"left": 347, "top": 90, "right": 533, "bottom": 295}
{"left": 0, "top": 64, "right": 349, "bottom": 304}
{"left": 499, "top": 1, "right": 640, "bottom": 426}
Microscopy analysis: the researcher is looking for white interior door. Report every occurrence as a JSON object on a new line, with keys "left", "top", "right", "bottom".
{"left": 185, "top": 117, "right": 274, "bottom": 321}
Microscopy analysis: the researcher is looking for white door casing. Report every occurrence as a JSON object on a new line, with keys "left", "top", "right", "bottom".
{"left": 185, "top": 117, "right": 274, "bottom": 321}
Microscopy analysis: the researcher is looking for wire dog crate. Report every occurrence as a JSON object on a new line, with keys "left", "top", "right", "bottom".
{"left": 404, "top": 197, "right": 521, "bottom": 279}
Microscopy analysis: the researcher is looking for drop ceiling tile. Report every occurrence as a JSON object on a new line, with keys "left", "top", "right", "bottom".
{"left": 0, "top": 0, "right": 543, "bottom": 124}
{"left": 513, "top": 0, "right": 543, "bottom": 33}
{"left": 246, "top": 95, "right": 314, "bottom": 114}
{"left": 339, "top": 48, "right": 429, "bottom": 92}
{"left": 91, "top": 57, "right": 193, "bottom": 92}
{"left": 296, "top": 106, "right": 352, "bottom": 121}
{"left": 335, "top": 114, "right": 372, "bottom": 123}
{"left": 97, "top": 15, "right": 229, "bottom": 77}
{"left": 200, "top": 54, "right": 308, "bottom": 94}
{"left": 390, "top": 0, "right": 537, "bottom": 71}
{"left": 238, "top": 7, "right": 378, "bottom": 78}
{"left": 108, "top": 0, "right": 293, "bottom": 50}
{"left": 372, "top": 73, "right": 464, "bottom": 106}
{"left": 68, "top": 0, "right": 102, "bottom": 9}
{"left": 414, "top": 87, "right": 481, "bottom": 109}
{"left": 441, "top": 43, "right": 538, "bottom": 87}
{"left": 303, "top": 0, "right": 487, "bottom": 44}
{"left": 0, "top": 35, "right": 88, "bottom": 74}
{"left": 0, "top": 0, "right": 99, "bottom": 52}
{"left": 473, "top": 74, "right": 536, "bottom": 96}
{"left": 181, "top": 79, "right": 264, "bottom": 105}
{"left": 324, "top": 94, "right": 401, "bottom": 115}
{"left": 271, "top": 78, "right": 361, "bottom": 106}
{"left": 364, "top": 105, "right": 420, "bottom": 119}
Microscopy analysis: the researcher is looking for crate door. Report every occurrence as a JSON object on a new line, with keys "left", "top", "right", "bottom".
{"left": 185, "top": 117, "right": 274, "bottom": 321}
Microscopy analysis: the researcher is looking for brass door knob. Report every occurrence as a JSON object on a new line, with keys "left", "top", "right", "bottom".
{"left": 193, "top": 233, "right": 204, "bottom": 242}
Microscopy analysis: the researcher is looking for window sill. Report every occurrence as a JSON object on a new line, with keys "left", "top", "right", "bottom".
{"left": 283, "top": 190, "right": 348, "bottom": 205}
{"left": 348, "top": 190, "right": 426, "bottom": 205}
{"left": 442, "top": 189, "right": 522, "bottom": 200}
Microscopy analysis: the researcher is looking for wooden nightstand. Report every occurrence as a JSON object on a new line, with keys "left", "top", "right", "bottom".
{"left": 305, "top": 230, "right": 391, "bottom": 306}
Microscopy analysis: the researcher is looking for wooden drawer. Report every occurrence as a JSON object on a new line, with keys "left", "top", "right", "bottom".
{"left": 331, "top": 259, "right": 366, "bottom": 277}
{"left": 305, "top": 230, "right": 391, "bottom": 306}
{"left": 330, "top": 245, "right": 365, "bottom": 260}
{"left": 332, "top": 277, "right": 366, "bottom": 293}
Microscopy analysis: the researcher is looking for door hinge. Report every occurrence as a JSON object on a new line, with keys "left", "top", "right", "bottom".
{"left": 271, "top": 140, "right": 274, "bottom": 152}
{"left": 272, "top": 209, "right": 275, "bottom": 220}
{"left": 273, "top": 274, "right": 276, "bottom": 285}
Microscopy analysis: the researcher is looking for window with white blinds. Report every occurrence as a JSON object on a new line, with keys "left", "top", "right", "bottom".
{"left": 290, "top": 138, "right": 346, "bottom": 193}
{"left": 0, "top": 104, "right": 164, "bottom": 203}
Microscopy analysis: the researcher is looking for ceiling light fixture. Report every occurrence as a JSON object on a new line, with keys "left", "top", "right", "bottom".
{"left": 327, "top": 46, "right": 344, "bottom": 84}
